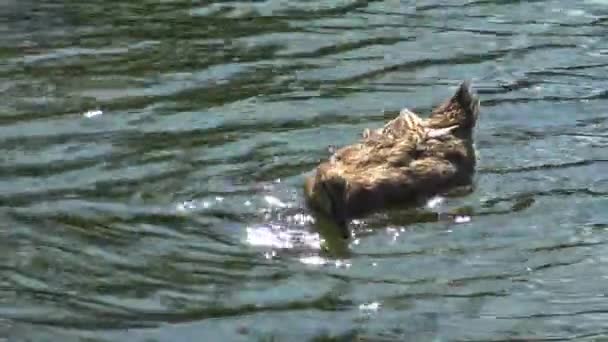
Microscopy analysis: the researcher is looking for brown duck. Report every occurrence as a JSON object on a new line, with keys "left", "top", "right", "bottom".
{"left": 304, "top": 81, "right": 480, "bottom": 238}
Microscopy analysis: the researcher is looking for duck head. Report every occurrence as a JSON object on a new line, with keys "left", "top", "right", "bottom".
{"left": 305, "top": 164, "right": 350, "bottom": 238}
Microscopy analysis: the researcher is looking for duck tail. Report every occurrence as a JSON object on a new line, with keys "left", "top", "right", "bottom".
{"left": 428, "top": 81, "right": 480, "bottom": 130}
{"left": 454, "top": 81, "right": 480, "bottom": 122}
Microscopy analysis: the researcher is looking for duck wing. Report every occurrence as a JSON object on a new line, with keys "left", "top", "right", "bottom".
{"left": 361, "top": 108, "right": 425, "bottom": 141}
{"left": 381, "top": 109, "right": 426, "bottom": 139}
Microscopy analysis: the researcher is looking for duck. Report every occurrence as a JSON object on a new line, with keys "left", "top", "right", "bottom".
{"left": 304, "top": 81, "right": 480, "bottom": 238}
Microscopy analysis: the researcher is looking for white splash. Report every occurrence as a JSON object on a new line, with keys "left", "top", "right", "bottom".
{"left": 175, "top": 200, "right": 196, "bottom": 212}
{"left": 392, "top": 232, "right": 400, "bottom": 242}
{"left": 175, "top": 200, "right": 211, "bottom": 213}
{"left": 426, "top": 196, "right": 444, "bottom": 209}
{"left": 334, "top": 260, "right": 352, "bottom": 268}
{"left": 359, "top": 302, "right": 381, "bottom": 312}
{"left": 264, "top": 250, "right": 277, "bottom": 260}
{"left": 83, "top": 109, "right": 103, "bottom": 118}
{"left": 287, "top": 213, "right": 314, "bottom": 225}
{"left": 454, "top": 215, "right": 472, "bottom": 224}
{"left": 264, "top": 195, "right": 287, "bottom": 208}
{"left": 300, "top": 255, "right": 327, "bottom": 266}
{"left": 245, "top": 224, "right": 321, "bottom": 249}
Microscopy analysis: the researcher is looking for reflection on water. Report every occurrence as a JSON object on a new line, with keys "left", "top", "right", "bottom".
{"left": 1, "top": 0, "right": 608, "bottom": 341}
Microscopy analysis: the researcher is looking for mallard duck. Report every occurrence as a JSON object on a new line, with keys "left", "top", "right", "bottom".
{"left": 304, "top": 81, "right": 480, "bottom": 238}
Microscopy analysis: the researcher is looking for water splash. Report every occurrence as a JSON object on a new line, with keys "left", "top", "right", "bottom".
{"left": 359, "top": 301, "right": 381, "bottom": 312}
{"left": 175, "top": 199, "right": 211, "bottom": 213}
{"left": 454, "top": 215, "right": 472, "bottom": 224}
{"left": 299, "top": 255, "right": 327, "bottom": 266}
{"left": 426, "top": 196, "right": 445, "bottom": 209}
{"left": 264, "top": 195, "right": 288, "bottom": 208}
{"left": 83, "top": 109, "right": 103, "bottom": 118}
{"left": 245, "top": 224, "right": 321, "bottom": 250}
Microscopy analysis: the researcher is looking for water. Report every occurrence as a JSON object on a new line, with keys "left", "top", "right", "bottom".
{"left": 1, "top": 1, "right": 607, "bottom": 341}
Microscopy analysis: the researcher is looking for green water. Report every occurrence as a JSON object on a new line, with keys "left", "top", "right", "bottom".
{"left": 1, "top": 1, "right": 608, "bottom": 341}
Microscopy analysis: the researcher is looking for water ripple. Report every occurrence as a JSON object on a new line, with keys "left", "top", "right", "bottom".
{"left": 1, "top": 0, "right": 608, "bottom": 341}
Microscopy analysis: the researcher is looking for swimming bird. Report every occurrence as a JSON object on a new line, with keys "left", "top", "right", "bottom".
{"left": 304, "top": 81, "right": 480, "bottom": 238}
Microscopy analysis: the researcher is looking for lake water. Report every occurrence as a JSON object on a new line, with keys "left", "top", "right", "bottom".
{"left": 1, "top": 1, "right": 608, "bottom": 341}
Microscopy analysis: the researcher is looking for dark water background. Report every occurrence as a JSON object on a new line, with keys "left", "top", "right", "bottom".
{"left": 1, "top": 0, "right": 607, "bottom": 341}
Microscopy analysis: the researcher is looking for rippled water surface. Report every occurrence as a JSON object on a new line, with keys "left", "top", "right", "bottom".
{"left": 2, "top": 0, "right": 608, "bottom": 341}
